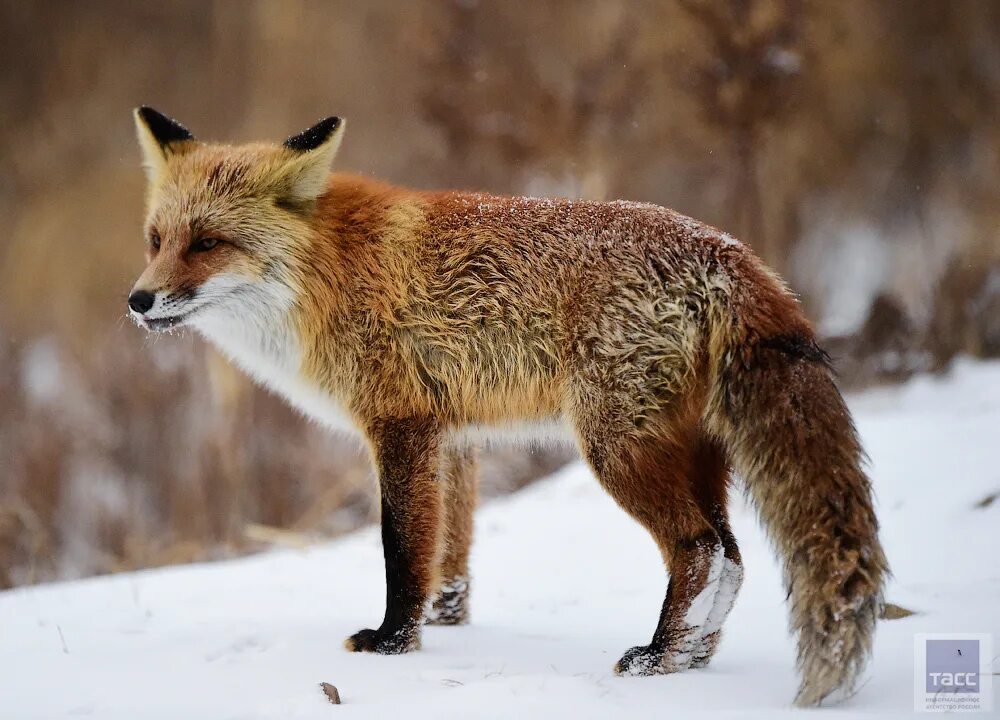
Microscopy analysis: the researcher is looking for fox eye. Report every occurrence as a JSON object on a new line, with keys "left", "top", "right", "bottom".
{"left": 192, "top": 237, "right": 220, "bottom": 252}
{"left": 149, "top": 232, "right": 161, "bottom": 250}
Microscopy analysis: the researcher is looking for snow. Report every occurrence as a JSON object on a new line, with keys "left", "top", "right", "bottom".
{"left": 682, "top": 543, "right": 723, "bottom": 628}
{"left": 4, "top": 360, "right": 1000, "bottom": 719}
{"left": 699, "top": 556, "right": 742, "bottom": 638}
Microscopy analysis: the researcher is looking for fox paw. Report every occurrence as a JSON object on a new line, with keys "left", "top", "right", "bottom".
{"left": 425, "top": 576, "right": 470, "bottom": 626}
{"left": 614, "top": 644, "right": 691, "bottom": 676}
{"left": 689, "top": 630, "right": 721, "bottom": 668}
{"left": 615, "top": 645, "right": 667, "bottom": 676}
{"left": 344, "top": 626, "right": 420, "bottom": 654}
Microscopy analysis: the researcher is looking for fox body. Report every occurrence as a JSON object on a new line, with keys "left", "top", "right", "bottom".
{"left": 130, "top": 108, "right": 888, "bottom": 706}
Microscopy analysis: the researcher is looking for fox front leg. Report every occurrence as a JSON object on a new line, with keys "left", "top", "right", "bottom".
{"left": 426, "top": 447, "right": 476, "bottom": 626}
{"left": 345, "top": 418, "right": 443, "bottom": 654}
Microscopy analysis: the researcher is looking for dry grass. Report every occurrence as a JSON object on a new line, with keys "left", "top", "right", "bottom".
{"left": 1, "top": 0, "right": 998, "bottom": 587}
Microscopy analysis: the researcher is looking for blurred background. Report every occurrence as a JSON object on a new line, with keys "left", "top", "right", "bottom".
{"left": 1, "top": 0, "right": 998, "bottom": 588}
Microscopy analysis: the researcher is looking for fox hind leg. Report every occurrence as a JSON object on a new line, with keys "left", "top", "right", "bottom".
{"left": 426, "top": 447, "right": 477, "bottom": 626}
{"left": 616, "top": 529, "right": 726, "bottom": 675}
{"left": 688, "top": 435, "right": 744, "bottom": 668}
{"left": 572, "top": 402, "right": 726, "bottom": 676}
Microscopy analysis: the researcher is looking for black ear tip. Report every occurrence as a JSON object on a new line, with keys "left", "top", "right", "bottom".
{"left": 136, "top": 106, "right": 194, "bottom": 146}
{"left": 283, "top": 117, "right": 342, "bottom": 152}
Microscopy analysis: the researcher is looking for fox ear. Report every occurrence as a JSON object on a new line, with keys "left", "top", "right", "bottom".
{"left": 133, "top": 106, "right": 194, "bottom": 181}
{"left": 275, "top": 117, "right": 345, "bottom": 205}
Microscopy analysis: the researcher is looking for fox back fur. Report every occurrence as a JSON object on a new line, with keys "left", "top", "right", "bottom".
{"left": 129, "top": 108, "right": 888, "bottom": 706}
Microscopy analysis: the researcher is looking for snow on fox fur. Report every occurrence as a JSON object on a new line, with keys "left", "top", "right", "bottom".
{"left": 129, "top": 108, "right": 888, "bottom": 706}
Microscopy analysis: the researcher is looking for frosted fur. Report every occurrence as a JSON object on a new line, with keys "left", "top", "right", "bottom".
{"left": 129, "top": 113, "right": 888, "bottom": 708}
{"left": 683, "top": 544, "right": 724, "bottom": 629}
{"left": 424, "top": 575, "right": 469, "bottom": 625}
{"left": 618, "top": 539, "right": 727, "bottom": 677}
{"left": 689, "top": 555, "right": 744, "bottom": 669}
{"left": 699, "top": 558, "right": 743, "bottom": 638}
{"left": 702, "top": 557, "right": 743, "bottom": 635}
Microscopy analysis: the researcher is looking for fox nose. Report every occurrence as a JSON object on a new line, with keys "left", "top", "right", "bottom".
{"left": 128, "top": 290, "right": 155, "bottom": 314}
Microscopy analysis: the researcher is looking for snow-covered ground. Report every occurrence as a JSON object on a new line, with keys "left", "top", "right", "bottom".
{"left": 4, "top": 360, "right": 999, "bottom": 719}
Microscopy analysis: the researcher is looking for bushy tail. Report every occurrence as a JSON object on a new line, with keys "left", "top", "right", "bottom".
{"left": 710, "top": 325, "right": 889, "bottom": 706}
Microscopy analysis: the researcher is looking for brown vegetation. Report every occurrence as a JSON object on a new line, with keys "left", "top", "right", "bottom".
{"left": 0, "top": 0, "right": 997, "bottom": 587}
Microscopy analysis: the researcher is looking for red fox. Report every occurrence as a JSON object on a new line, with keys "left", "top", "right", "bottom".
{"left": 129, "top": 107, "right": 888, "bottom": 706}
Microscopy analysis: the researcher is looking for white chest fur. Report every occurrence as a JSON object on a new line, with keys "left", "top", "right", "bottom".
{"left": 192, "top": 279, "right": 358, "bottom": 435}
{"left": 190, "top": 278, "right": 574, "bottom": 448}
{"left": 452, "top": 419, "right": 574, "bottom": 448}
{"left": 197, "top": 307, "right": 573, "bottom": 447}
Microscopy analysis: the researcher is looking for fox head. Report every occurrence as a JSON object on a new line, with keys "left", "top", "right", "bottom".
{"left": 128, "top": 107, "right": 344, "bottom": 333}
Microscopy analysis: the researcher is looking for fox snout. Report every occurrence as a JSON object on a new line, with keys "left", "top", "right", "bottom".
{"left": 126, "top": 281, "right": 202, "bottom": 333}
{"left": 127, "top": 290, "right": 155, "bottom": 314}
